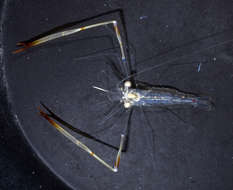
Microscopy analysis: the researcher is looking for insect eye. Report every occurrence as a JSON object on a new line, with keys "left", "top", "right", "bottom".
{"left": 124, "top": 81, "right": 131, "bottom": 88}
{"left": 124, "top": 102, "right": 131, "bottom": 108}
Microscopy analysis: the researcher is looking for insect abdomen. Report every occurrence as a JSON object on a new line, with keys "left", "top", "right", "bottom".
{"left": 134, "top": 88, "right": 213, "bottom": 110}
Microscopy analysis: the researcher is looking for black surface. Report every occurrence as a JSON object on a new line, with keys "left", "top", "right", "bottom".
{"left": 0, "top": 1, "right": 70, "bottom": 190}
{"left": 1, "top": 0, "right": 233, "bottom": 190}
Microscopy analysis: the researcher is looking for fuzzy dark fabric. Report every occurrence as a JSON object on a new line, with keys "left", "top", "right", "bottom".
{"left": 1, "top": 0, "right": 233, "bottom": 189}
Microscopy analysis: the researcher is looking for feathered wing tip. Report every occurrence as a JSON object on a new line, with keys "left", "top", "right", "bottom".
{"left": 12, "top": 42, "right": 29, "bottom": 54}
{"left": 12, "top": 41, "right": 34, "bottom": 54}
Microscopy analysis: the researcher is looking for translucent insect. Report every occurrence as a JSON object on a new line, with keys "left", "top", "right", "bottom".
{"left": 13, "top": 16, "right": 232, "bottom": 172}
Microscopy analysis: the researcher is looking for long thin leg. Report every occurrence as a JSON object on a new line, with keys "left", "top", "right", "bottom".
{"left": 14, "top": 20, "right": 130, "bottom": 77}
{"left": 39, "top": 107, "right": 125, "bottom": 172}
{"left": 40, "top": 102, "right": 119, "bottom": 150}
{"left": 98, "top": 102, "right": 123, "bottom": 125}
{"left": 105, "top": 25, "right": 136, "bottom": 76}
{"left": 13, "top": 20, "right": 128, "bottom": 74}
{"left": 163, "top": 107, "right": 196, "bottom": 130}
{"left": 140, "top": 108, "right": 157, "bottom": 170}
{"left": 121, "top": 108, "right": 133, "bottom": 152}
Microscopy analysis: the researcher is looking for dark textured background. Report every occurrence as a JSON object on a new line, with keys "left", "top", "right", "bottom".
{"left": 0, "top": 1, "right": 69, "bottom": 189}
{"left": 1, "top": 0, "right": 233, "bottom": 190}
